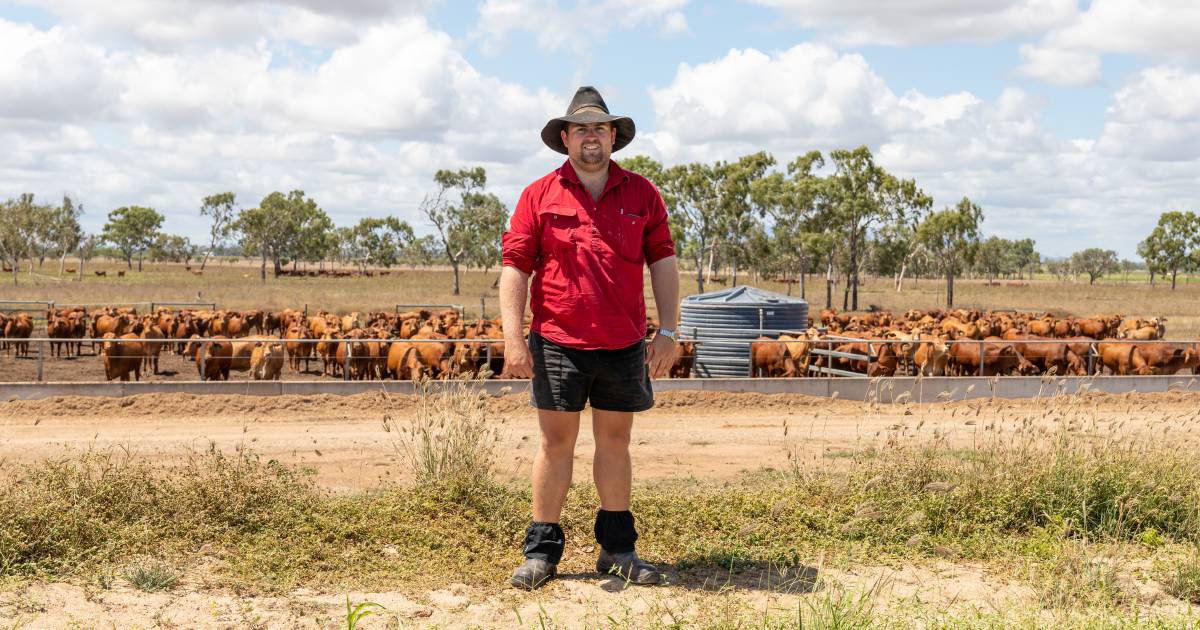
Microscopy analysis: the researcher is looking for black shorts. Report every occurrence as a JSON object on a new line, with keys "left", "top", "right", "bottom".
{"left": 529, "top": 332, "right": 654, "bottom": 413}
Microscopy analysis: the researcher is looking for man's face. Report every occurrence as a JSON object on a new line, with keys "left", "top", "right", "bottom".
{"left": 561, "top": 122, "right": 615, "bottom": 170}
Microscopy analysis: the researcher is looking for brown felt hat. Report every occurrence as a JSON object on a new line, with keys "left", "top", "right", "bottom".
{"left": 541, "top": 86, "right": 636, "bottom": 154}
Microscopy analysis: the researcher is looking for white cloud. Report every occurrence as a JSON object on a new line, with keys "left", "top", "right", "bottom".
{"left": 1045, "top": 0, "right": 1200, "bottom": 61}
{"left": 0, "top": 13, "right": 567, "bottom": 239}
{"left": 473, "top": 0, "right": 689, "bottom": 55}
{"left": 746, "top": 0, "right": 1077, "bottom": 46}
{"left": 1016, "top": 44, "right": 1100, "bottom": 86}
{"left": 643, "top": 44, "right": 1200, "bottom": 257}
{"left": 1014, "top": 0, "right": 1200, "bottom": 86}
{"left": 16, "top": 0, "right": 431, "bottom": 48}
{"left": 1097, "top": 66, "right": 1200, "bottom": 162}
{"left": 0, "top": 21, "right": 117, "bottom": 123}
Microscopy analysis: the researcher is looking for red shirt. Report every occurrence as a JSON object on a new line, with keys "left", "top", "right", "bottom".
{"left": 502, "top": 159, "right": 675, "bottom": 350}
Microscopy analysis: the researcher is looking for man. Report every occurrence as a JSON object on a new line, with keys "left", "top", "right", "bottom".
{"left": 500, "top": 86, "right": 680, "bottom": 590}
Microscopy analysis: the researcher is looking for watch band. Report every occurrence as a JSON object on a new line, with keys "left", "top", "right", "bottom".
{"left": 658, "top": 327, "right": 676, "bottom": 340}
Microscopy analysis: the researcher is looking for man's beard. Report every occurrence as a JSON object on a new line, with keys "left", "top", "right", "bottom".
{"left": 578, "top": 145, "right": 607, "bottom": 165}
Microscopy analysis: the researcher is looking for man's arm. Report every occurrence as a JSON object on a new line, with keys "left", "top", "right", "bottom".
{"left": 499, "top": 264, "right": 533, "bottom": 378}
{"left": 645, "top": 255, "right": 679, "bottom": 378}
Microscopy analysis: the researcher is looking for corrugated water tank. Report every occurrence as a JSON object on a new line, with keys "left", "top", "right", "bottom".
{"left": 679, "top": 285, "right": 809, "bottom": 378}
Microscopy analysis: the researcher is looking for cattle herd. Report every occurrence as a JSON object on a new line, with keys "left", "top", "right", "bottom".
{"left": 0, "top": 305, "right": 1197, "bottom": 382}
{"left": 751, "top": 308, "right": 1199, "bottom": 378}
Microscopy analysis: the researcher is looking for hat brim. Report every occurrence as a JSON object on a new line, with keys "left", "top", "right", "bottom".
{"left": 541, "top": 112, "right": 635, "bottom": 154}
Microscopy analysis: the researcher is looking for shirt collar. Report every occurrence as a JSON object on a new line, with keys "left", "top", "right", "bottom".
{"left": 557, "top": 159, "right": 629, "bottom": 195}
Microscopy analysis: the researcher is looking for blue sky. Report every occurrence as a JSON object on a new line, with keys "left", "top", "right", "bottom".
{"left": 1, "top": 0, "right": 1198, "bottom": 258}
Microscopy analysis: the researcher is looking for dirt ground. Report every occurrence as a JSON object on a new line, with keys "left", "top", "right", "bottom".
{"left": 3, "top": 390, "right": 1200, "bottom": 628}
{"left": 3, "top": 390, "right": 1200, "bottom": 492}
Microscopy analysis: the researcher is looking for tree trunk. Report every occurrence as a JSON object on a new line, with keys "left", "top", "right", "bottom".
{"left": 694, "top": 253, "right": 704, "bottom": 294}
{"left": 77, "top": 257, "right": 85, "bottom": 281}
{"left": 800, "top": 271, "right": 806, "bottom": 300}
{"left": 126, "top": 255, "right": 133, "bottom": 269}
{"left": 200, "top": 249, "right": 212, "bottom": 271}
{"left": 731, "top": 257, "right": 738, "bottom": 287}
{"left": 946, "top": 268, "right": 955, "bottom": 308}
{"left": 825, "top": 254, "right": 834, "bottom": 309}
{"left": 705, "top": 239, "right": 718, "bottom": 283}
{"left": 849, "top": 232, "right": 860, "bottom": 311}
{"left": 273, "top": 258, "right": 283, "bottom": 278}
{"left": 10, "top": 260, "right": 17, "bottom": 286}
{"left": 1172, "top": 270, "right": 1177, "bottom": 290}
{"left": 451, "top": 260, "right": 461, "bottom": 296}
{"left": 58, "top": 252, "right": 67, "bottom": 277}
{"left": 260, "top": 252, "right": 267, "bottom": 282}
{"left": 137, "top": 255, "right": 143, "bottom": 271}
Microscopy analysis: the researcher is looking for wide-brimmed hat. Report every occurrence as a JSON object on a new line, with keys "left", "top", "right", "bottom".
{"left": 541, "top": 86, "right": 636, "bottom": 154}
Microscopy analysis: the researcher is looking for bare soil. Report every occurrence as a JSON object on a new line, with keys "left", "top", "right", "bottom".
{"left": 2, "top": 390, "right": 1199, "bottom": 492}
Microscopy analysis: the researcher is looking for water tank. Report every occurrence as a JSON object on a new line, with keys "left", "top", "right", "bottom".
{"left": 680, "top": 285, "right": 809, "bottom": 378}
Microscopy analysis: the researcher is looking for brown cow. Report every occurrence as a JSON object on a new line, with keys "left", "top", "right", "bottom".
{"left": 670, "top": 341, "right": 696, "bottom": 378}
{"left": 250, "top": 341, "right": 285, "bottom": 380}
{"left": 1135, "top": 343, "right": 1193, "bottom": 375}
{"left": 185, "top": 335, "right": 233, "bottom": 381}
{"left": 751, "top": 337, "right": 794, "bottom": 377}
{"left": 947, "top": 340, "right": 1034, "bottom": 376}
{"left": 912, "top": 336, "right": 949, "bottom": 376}
{"left": 1097, "top": 342, "right": 1154, "bottom": 376}
{"left": 284, "top": 324, "right": 314, "bottom": 372}
{"left": 101, "top": 333, "right": 144, "bottom": 381}
{"left": 140, "top": 320, "right": 166, "bottom": 374}
{"left": 4, "top": 314, "right": 34, "bottom": 356}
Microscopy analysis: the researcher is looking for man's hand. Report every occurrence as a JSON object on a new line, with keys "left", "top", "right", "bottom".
{"left": 645, "top": 332, "right": 677, "bottom": 379}
{"left": 503, "top": 339, "right": 534, "bottom": 379}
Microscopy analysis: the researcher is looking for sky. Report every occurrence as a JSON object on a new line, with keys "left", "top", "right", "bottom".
{"left": 1, "top": 0, "right": 1198, "bottom": 258}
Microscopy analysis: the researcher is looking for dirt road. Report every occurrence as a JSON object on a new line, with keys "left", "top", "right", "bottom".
{"left": 3, "top": 389, "right": 1199, "bottom": 492}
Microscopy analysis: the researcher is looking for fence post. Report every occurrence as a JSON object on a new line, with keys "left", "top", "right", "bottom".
{"left": 199, "top": 342, "right": 206, "bottom": 381}
{"left": 480, "top": 296, "right": 486, "bottom": 319}
{"left": 36, "top": 340, "right": 44, "bottom": 382}
{"left": 344, "top": 341, "right": 351, "bottom": 381}
{"left": 485, "top": 342, "right": 493, "bottom": 375}
{"left": 826, "top": 340, "right": 833, "bottom": 381}
{"left": 978, "top": 339, "right": 985, "bottom": 376}
{"left": 1087, "top": 343, "right": 1096, "bottom": 375}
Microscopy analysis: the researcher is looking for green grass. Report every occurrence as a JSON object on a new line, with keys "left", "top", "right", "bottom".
{"left": 2, "top": 414, "right": 1199, "bottom": 598}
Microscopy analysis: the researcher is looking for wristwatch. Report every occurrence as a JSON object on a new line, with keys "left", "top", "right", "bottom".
{"left": 657, "top": 327, "right": 677, "bottom": 340}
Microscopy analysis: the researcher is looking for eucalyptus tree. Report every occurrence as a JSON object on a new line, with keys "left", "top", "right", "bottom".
{"left": 102, "top": 205, "right": 164, "bottom": 271}
{"left": 917, "top": 197, "right": 983, "bottom": 307}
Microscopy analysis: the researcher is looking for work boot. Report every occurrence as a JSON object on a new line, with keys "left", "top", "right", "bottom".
{"left": 510, "top": 558, "right": 557, "bottom": 590}
{"left": 596, "top": 549, "right": 660, "bottom": 584}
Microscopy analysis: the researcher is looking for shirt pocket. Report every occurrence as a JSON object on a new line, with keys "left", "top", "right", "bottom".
{"left": 615, "top": 212, "right": 646, "bottom": 263}
{"left": 539, "top": 204, "right": 580, "bottom": 255}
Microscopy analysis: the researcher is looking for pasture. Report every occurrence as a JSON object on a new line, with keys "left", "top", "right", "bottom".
{"left": 3, "top": 260, "right": 1200, "bottom": 628}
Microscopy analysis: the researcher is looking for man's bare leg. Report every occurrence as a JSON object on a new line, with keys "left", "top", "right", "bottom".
{"left": 532, "top": 409, "right": 581, "bottom": 522}
{"left": 591, "top": 408, "right": 633, "bottom": 510}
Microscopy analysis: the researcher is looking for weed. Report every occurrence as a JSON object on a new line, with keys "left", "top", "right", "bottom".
{"left": 123, "top": 558, "right": 180, "bottom": 592}
{"left": 384, "top": 374, "right": 505, "bottom": 495}
{"left": 1160, "top": 547, "right": 1200, "bottom": 604}
{"left": 344, "top": 595, "right": 385, "bottom": 630}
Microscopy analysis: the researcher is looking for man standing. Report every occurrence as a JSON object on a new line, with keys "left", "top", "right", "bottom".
{"left": 500, "top": 86, "right": 680, "bottom": 590}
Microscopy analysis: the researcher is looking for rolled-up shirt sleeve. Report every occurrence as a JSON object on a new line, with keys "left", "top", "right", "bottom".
{"left": 502, "top": 187, "right": 539, "bottom": 274}
{"left": 642, "top": 185, "right": 676, "bottom": 265}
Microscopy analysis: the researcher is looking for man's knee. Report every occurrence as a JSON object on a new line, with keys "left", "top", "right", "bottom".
{"left": 593, "top": 425, "right": 631, "bottom": 451}
{"left": 538, "top": 412, "right": 579, "bottom": 455}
